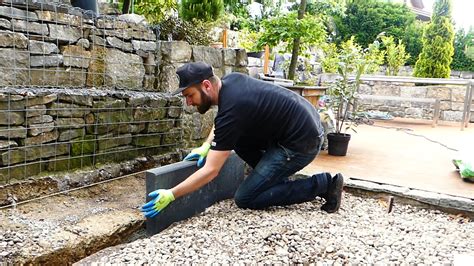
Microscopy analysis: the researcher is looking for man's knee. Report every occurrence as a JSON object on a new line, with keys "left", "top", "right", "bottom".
{"left": 234, "top": 191, "right": 257, "bottom": 209}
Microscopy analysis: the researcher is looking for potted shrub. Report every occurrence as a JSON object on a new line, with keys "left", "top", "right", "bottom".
{"left": 325, "top": 37, "right": 381, "bottom": 156}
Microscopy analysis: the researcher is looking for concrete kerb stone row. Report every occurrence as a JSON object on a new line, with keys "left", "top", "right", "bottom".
{"left": 145, "top": 152, "right": 244, "bottom": 236}
{"left": 344, "top": 177, "right": 474, "bottom": 213}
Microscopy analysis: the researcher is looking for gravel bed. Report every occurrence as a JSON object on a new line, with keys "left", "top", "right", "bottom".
{"left": 84, "top": 193, "right": 473, "bottom": 264}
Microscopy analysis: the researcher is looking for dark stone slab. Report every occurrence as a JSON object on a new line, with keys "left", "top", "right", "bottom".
{"left": 145, "top": 152, "right": 244, "bottom": 235}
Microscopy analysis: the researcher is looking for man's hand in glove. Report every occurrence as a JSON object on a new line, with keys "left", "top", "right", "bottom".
{"left": 183, "top": 142, "right": 211, "bottom": 167}
{"left": 141, "top": 189, "right": 175, "bottom": 218}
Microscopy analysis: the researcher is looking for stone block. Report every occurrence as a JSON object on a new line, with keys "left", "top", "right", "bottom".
{"left": 86, "top": 46, "right": 107, "bottom": 87}
{"left": 0, "top": 126, "right": 27, "bottom": 139}
{"left": 61, "top": 45, "right": 91, "bottom": 68}
{"left": 235, "top": 49, "right": 248, "bottom": 67}
{"left": 0, "top": 143, "right": 69, "bottom": 166}
{"left": 159, "top": 63, "right": 180, "bottom": 93}
{"left": 0, "top": 18, "right": 10, "bottom": 29}
{"left": 0, "top": 99, "right": 24, "bottom": 111}
{"left": 48, "top": 102, "right": 91, "bottom": 117}
{"left": 97, "top": 133, "right": 132, "bottom": 151}
{"left": 0, "top": 111, "right": 24, "bottom": 125}
{"left": 71, "top": 135, "right": 96, "bottom": 156}
{"left": 46, "top": 155, "right": 93, "bottom": 172}
{"left": 26, "top": 115, "right": 53, "bottom": 125}
{"left": 0, "top": 161, "right": 46, "bottom": 184}
{"left": 442, "top": 110, "right": 463, "bottom": 122}
{"left": 161, "top": 128, "right": 182, "bottom": 146}
{"left": 20, "top": 130, "right": 59, "bottom": 146}
{"left": 26, "top": 104, "right": 47, "bottom": 117}
{"left": 425, "top": 86, "right": 451, "bottom": 100}
{"left": 0, "top": 140, "right": 17, "bottom": 150}
{"left": 48, "top": 24, "right": 82, "bottom": 43}
{"left": 223, "top": 48, "right": 236, "bottom": 66}
{"left": 0, "top": 48, "right": 29, "bottom": 86}
{"left": 30, "top": 67, "right": 87, "bottom": 87}
{"left": 132, "top": 40, "right": 156, "bottom": 52}
{"left": 192, "top": 45, "right": 223, "bottom": 68}
{"left": 58, "top": 93, "right": 93, "bottom": 107}
{"left": 106, "top": 36, "right": 133, "bottom": 52}
{"left": 35, "top": 10, "right": 81, "bottom": 27}
{"left": 145, "top": 152, "right": 244, "bottom": 235}
{"left": 0, "top": 30, "right": 28, "bottom": 48}
{"left": 103, "top": 48, "right": 145, "bottom": 89}
{"left": 11, "top": 19, "right": 49, "bottom": 35}
{"left": 30, "top": 55, "right": 63, "bottom": 67}
{"left": 147, "top": 119, "right": 174, "bottom": 133}
{"left": 0, "top": 6, "right": 38, "bottom": 21}
{"left": 59, "top": 128, "right": 85, "bottom": 141}
{"left": 25, "top": 94, "right": 57, "bottom": 107}
{"left": 28, "top": 121, "right": 55, "bottom": 136}
{"left": 132, "top": 135, "right": 162, "bottom": 147}
{"left": 160, "top": 41, "right": 192, "bottom": 63}
{"left": 55, "top": 118, "right": 85, "bottom": 129}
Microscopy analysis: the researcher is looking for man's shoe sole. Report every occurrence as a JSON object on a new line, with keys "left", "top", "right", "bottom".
{"left": 321, "top": 173, "right": 344, "bottom": 213}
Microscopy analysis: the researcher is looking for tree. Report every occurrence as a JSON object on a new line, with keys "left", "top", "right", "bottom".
{"left": 451, "top": 28, "right": 474, "bottom": 71}
{"left": 403, "top": 20, "right": 425, "bottom": 65}
{"left": 287, "top": 0, "right": 307, "bottom": 81}
{"left": 120, "top": 0, "right": 177, "bottom": 24}
{"left": 180, "top": 0, "right": 224, "bottom": 22}
{"left": 258, "top": 10, "right": 326, "bottom": 81}
{"left": 414, "top": 0, "right": 455, "bottom": 78}
{"left": 381, "top": 36, "right": 410, "bottom": 76}
{"left": 334, "top": 0, "right": 415, "bottom": 47}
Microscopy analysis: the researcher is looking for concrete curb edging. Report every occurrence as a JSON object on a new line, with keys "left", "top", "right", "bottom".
{"left": 344, "top": 177, "right": 474, "bottom": 213}
{"left": 145, "top": 152, "right": 244, "bottom": 235}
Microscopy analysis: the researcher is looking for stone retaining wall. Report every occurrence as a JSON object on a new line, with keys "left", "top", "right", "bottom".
{"left": 0, "top": 1, "right": 250, "bottom": 188}
{"left": 0, "top": 87, "right": 183, "bottom": 185}
{"left": 320, "top": 74, "right": 473, "bottom": 122}
{"left": 357, "top": 81, "right": 471, "bottom": 122}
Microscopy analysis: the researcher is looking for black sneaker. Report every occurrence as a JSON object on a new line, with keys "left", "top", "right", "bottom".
{"left": 321, "top": 173, "right": 344, "bottom": 213}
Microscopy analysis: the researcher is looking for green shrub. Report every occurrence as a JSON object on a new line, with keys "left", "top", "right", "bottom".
{"left": 403, "top": 21, "right": 425, "bottom": 65}
{"left": 451, "top": 28, "right": 474, "bottom": 71}
{"left": 381, "top": 36, "right": 410, "bottom": 75}
{"left": 158, "top": 17, "right": 212, "bottom": 46}
{"left": 414, "top": 0, "right": 455, "bottom": 78}
{"left": 180, "top": 0, "right": 224, "bottom": 22}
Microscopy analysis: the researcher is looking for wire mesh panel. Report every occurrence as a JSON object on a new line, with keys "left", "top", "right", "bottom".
{"left": 0, "top": 88, "right": 183, "bottom": 185}
{"left": 0, "top": 0, "right": 185, "bottom": 185}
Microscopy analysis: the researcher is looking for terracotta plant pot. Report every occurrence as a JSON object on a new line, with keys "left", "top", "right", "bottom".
{"left": 327, "top": 133, "right": 351, "bottom": 156}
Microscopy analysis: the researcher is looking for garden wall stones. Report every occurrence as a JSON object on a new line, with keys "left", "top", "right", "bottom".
{"left": 357, "top": 81, "right": 469, "bottom": 122}
{"left": 0, "top": 87, "right": 183, "bottom": 185}
{"left": 320, "top": 74, "right": 473, "bottom": 122}
{"left": 0, "top": 1, "right": 249, "bottom": 190}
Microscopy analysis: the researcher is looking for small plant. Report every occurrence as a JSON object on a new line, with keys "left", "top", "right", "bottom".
{"left": 158, "top": 17, "right": 212, "bottom": 46}
{"left": 326, "top": 37, "right": 374, "bottom": 134}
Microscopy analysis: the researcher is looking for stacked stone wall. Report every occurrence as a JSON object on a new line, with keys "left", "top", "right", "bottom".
{"left": 0, "top": 0, "right": 248, "bottom": 201}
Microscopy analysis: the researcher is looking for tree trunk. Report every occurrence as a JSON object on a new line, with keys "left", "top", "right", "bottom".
{"left": 287, "top": 0, "right": 307, "bottom": 81}
{"left": 122, "top": 0, "right": 132, "bottom": 14}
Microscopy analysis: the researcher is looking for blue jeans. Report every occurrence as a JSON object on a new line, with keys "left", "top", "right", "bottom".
{"left": 234, "top": 139, "right": 330, "bottom": 209}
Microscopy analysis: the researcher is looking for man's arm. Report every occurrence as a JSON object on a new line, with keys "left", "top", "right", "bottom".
{"left": 172, "top": 149, "right": 231, "bottom": 199}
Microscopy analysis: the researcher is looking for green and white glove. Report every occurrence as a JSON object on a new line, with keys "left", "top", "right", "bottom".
{"left": 141, "top": 189, "right": 175, "bottom": 218}
{"left": 184, "top": 142, "right": 211, "bottom": 167}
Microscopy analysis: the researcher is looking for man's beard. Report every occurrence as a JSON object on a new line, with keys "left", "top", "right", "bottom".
{"left": 197, "top": 87, "right": 212, "bottom": 114}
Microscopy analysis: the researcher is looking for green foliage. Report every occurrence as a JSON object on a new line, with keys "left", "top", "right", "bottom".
{"left": 334, "top": 0, "right": 415, "bottom": 47}
{"left": 381, "top": 36, "right": 410, "bottom": 76}
{"left": 326, "top": 37, "right": 372, "bottom": 133}
{"left": 180, "top": 0, "right": 224, "bottom": 22}
{"left": 451, "top": 28, "right": 474, "bottom": 71}
{"left": 237, "top": 28, "right": 262, "bottom": 52}
{"left": 403, "top": 21, "right": 426, "bottom": 65}
{"left": 321, "top": 37, "right": 384, "bottom": 74}
{"left": 132, "top": 0, "right": 177, "bottom": 24}
{"left": 158, "top": 17, "right": 212, "bottom": 45}
{"left": 257, "top": 11, "right": 326, "bottom": 54}
{"left": 414, "top": 0, "right": 455, "bottom": 78}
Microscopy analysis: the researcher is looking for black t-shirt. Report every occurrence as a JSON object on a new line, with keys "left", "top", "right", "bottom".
{"left": 211, "top": 73, "right": 323, "bottom": 154}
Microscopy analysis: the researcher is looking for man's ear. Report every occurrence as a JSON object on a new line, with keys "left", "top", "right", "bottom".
{"left": 202, "top": 79, "right": 213, "bottom": 92}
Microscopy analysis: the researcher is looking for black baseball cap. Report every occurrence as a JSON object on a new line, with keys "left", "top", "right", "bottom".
{"left": 173, "top": 62, "right": 214, "bottom": 95}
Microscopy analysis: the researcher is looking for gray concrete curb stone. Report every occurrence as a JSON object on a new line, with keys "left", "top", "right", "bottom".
{"left": 145, "top": 152, "right": 244, "bottom": 235}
